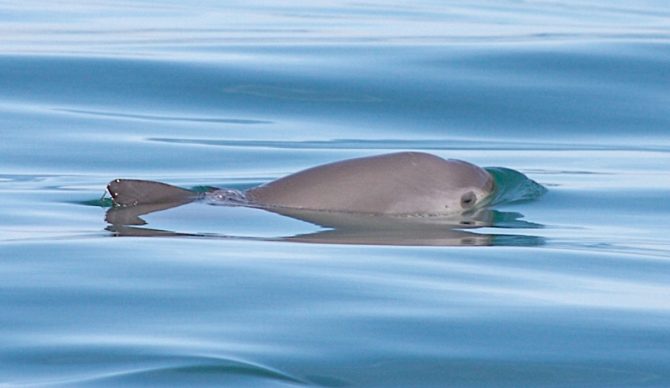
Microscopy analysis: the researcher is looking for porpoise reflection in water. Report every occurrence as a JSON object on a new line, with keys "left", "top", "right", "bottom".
{"left": 105, "top": 152, "right": 546, "bottom": 246}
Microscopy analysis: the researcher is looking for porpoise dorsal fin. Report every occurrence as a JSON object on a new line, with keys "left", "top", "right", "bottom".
{"left": 107, "top": 179, "right": 197, "bottom": 206}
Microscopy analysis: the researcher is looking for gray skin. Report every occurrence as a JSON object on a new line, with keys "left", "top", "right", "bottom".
{"left": 107, "top": 152, "right": 495, "bottom": 216}
{"left": 245, "top": 152, "right": 494, "bottom": 215}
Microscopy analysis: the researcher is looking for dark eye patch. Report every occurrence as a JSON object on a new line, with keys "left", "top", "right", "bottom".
{"left": 460, "top": 191, "right": 477, "bottom": 209}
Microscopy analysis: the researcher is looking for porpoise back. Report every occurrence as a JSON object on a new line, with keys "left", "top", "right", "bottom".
{"left": 246, "top": 152, "right": 494, "bottom": 215}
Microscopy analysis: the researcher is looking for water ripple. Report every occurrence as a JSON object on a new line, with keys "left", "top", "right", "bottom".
{"left": 147, "top": 137, "right": 670, "bottom": 152}
{"left": 55, "top": 108, "right": 272, "bottom": 125}
{"left": 79, "top": 357, "right": 310, "bottom": 387}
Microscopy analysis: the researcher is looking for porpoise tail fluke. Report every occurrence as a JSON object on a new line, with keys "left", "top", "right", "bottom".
{"left": 107, "top": 179, "right": 197, "bottom": 206}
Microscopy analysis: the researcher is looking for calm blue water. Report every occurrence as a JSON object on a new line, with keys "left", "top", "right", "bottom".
{"left": 2, "top": 1, "right": 670, "bottom": 386}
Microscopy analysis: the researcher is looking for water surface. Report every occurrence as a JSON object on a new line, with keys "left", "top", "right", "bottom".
{"left": 1, "top": 1, "right": 670, "bottom": 386}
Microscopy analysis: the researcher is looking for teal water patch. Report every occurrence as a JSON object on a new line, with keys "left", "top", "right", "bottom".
{"left": 78, "top": 197, "right": 115, "bottom": 208}
{"left": 486, "top": 167, "right": 548, "bottom": 206}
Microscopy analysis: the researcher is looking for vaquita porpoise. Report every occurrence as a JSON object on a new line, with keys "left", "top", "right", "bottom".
{"left": 107, "top": 152, "right": 495, "bottom": 216}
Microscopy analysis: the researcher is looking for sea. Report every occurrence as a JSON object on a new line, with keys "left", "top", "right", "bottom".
{"left": 1, "top": 1, "right": 669, "bottom": 386}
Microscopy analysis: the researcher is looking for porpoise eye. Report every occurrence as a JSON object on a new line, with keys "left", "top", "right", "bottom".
{"left": 460, "top": 191, "right": 477, "bottom": 209}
